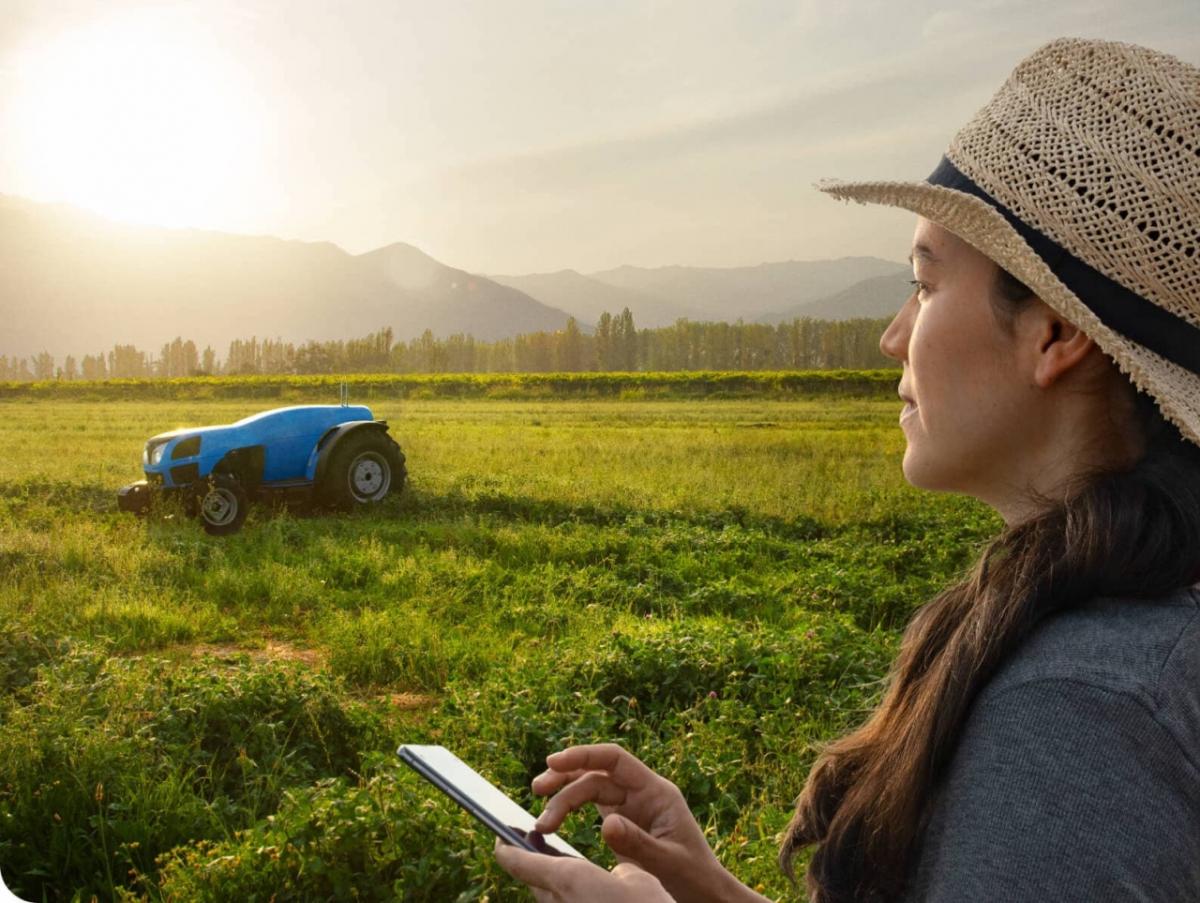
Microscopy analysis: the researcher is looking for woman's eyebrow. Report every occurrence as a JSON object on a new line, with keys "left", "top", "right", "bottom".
{"left": 908, "top": 244, "right": 938, "bottom": 265}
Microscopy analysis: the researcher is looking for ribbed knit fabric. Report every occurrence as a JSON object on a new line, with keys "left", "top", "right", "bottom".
{"left": 902, "top": 585, "right": 1200, "bottom": 902}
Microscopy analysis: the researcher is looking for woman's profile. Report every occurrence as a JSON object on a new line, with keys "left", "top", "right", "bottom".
{"left": 495, "top": 37, "right": 1200, "bottom": 902}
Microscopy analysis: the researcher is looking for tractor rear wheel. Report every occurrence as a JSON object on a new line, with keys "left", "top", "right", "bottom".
{"left": 321, "top": 431, "right": 406, "bottom": 509}
{"left": 194, "top": 474, "right": 249, "bottom": 536}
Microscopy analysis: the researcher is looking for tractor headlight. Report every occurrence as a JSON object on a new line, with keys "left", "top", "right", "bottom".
{"left": 148, "top": 441, "right": 168, "bottom": 466}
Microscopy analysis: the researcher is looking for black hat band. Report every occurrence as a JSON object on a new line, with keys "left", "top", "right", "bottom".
{"left": 927, "top": 156, "right": 1200, "bottom": 376}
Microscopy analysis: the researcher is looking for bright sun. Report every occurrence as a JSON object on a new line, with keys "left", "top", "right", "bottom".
{"left": 5, "top": 10, "right": 264, "bottom": 228}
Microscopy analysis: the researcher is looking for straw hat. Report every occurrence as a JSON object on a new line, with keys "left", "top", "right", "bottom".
{"left": 818, "top": 37, "right": 1200, "bottom": 448}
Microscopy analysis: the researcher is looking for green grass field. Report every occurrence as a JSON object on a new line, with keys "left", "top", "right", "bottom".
{"left": 0, "top": 393, "right": 1000, "bottom": 901}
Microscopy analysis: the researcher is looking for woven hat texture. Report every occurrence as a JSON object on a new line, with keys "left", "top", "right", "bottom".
{"left": 819, "top": 37, "right": 1200, "bottom": 448}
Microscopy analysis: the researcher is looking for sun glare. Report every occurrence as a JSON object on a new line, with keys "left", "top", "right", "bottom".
{"left": 5, "top": 10, "right": 264, "bottom": 229}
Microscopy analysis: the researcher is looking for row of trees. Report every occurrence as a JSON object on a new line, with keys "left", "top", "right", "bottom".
{"left": 0, "top": 340, "right": 223, "bottom": 382}
{"left": 1, "top": 310, "right": 898, "bottom": 381}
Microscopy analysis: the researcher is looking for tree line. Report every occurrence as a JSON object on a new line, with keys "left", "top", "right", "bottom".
{"left": 0, "top": 310, "right": 899, "bottom": 380}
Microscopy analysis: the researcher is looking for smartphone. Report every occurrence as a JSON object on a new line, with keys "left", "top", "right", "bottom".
{"left": 397, "top": 744, "right": 586, "bottom": 859}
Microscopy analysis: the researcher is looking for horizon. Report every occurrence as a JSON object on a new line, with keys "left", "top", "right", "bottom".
{"left": 0, "top": 189, "right": 908, "bottom": 274}
{"left": 3, "top": 2, "right": 1198, "bottom": 274}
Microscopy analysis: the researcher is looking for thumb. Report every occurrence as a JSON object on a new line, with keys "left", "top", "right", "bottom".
{"left": 601, "top": 813, "right": 671, "bottom": 867}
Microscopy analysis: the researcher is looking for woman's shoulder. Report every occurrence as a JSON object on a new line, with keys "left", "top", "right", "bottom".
{"left": 978, "top": 581, "right": 1200, "bottom": 749}
{"left": 907, "top": 588, "right": 1200, "bottom": 903}
{"left": 983, "top": 582, "right": 1199, "bottom": 700}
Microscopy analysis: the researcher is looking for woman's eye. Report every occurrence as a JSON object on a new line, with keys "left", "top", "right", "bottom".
{"left": 909, "top": 279, "right": 928, "bottom": 297}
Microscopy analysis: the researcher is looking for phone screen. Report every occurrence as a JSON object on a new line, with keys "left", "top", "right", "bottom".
{"left": 397, "top": 744, "right": 586, "bottom": 859}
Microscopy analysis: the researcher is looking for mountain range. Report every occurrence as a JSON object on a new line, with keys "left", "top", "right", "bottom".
{"left": 0, "top": 194, "right": 909, "bottom": 360}
{"left": 757, "top": 271, "right": 916, "bottom": 323}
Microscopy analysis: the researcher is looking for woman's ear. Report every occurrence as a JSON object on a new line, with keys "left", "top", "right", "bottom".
{"left": 1026, "top": 304, "right": 1096, "bottom": 388}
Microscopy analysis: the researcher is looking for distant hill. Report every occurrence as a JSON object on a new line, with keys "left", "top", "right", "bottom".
{"left": 0, "top": 192, "right": 912, "bottom": 362}
{"left": 582, "top": 257, "right": 907, "bottom": 322}
{"left": 488, "top": 269, "right": 689, "bottom": 328}
{"left": 353, "top": 243, "right": 578, "bottom": 340}
{"left": 759, "top": 271, "right": 913, "bottom": 323}
{"left": 0, "top": 195, "right": 573, "bottom": 360}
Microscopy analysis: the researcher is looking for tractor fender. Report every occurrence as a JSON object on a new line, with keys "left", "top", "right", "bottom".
{"left": 308, "top": 421, "right": 391, "bottom": 484}
{"left": 210, "top": 445, "right": 266, "bottom": 488}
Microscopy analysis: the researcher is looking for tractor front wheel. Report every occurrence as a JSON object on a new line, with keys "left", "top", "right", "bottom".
{"left": 321, "top": 432, "right": 405, "bottom": 509}
{"left": 194, "top": 474, "right": 249, "bottom": 536}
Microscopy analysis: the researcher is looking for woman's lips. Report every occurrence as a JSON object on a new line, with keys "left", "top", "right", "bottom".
{"left": 900, "top": 402, "right": 919, "bottom": 422}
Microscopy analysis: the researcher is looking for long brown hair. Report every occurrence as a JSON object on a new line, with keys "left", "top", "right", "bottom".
{"left": 778, "top": 269, "right": 1200, "bottom": 902}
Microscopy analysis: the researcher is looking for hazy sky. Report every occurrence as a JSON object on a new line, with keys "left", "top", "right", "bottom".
{"left": 2, "top": 1, "right": 1198, "bottom": 274}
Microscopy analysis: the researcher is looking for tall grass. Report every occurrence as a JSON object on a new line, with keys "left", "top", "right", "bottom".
{"left": 0, "top": 395, "right": 998, "bottom": 901}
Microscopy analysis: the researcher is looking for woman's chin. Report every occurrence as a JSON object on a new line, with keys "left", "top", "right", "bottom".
{"left": 901, "top": 451, "right": 950, "bottom": 493}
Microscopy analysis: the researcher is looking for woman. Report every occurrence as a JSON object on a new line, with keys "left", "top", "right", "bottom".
{"left": 496, "top": 37, "right": 1200, "bottom": 901}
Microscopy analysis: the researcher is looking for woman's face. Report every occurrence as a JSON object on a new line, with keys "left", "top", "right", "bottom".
{"left": 880, "top": 217, "right": 1036, "bottom": 504}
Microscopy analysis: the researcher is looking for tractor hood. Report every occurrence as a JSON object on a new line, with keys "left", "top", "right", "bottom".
{"left": 145, "top": 425, "right": 213, "bottom": 444}
{"left": 145, "top": 405, "right": 375, "bottom": 446}
{"left": 143, "top": 405, "right": 377, "bottom": 474}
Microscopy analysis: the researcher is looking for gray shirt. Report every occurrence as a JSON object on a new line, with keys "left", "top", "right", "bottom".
{"left": 903, "top": 584, "right": 1200, "bottom": 902}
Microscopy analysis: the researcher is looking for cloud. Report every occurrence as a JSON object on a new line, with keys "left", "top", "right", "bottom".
{"left": 421, "top": 40, "right": 1010, "bottom": 200}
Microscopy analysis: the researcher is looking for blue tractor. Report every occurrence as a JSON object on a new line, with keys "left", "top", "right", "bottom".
{"left": 117, "top": 404, "right": 406, "bottom": 535}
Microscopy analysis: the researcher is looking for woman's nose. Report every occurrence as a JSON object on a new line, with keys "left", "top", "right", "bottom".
{"left": 879, "top": 295, "right": 915, "bottom": 362}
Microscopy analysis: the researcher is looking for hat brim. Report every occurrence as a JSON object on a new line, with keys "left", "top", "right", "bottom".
{"left": 818, "top": 177, "right": 1200, "bottom": 448}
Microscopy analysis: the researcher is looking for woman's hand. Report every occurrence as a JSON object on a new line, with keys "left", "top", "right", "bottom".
{"left": 525, "top": 743, "right": 756, "bottom": 903}
{"left": 493, "top": 837, "right": 674, "bottom": 902}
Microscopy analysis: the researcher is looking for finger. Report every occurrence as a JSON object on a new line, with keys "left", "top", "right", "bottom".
{"left": 494, "top": 839, "right": 559, "bottom": 891}
{"left": 494, "top": 837, "right": 605, "bottom": 899}
{"left": 611, "top": 861, "right": 654, "bottom": 882}
{"left": 545, "top": 743, "right": 655, "bottom": 789}
{"left": 611, "top": 860, "right": 650, "bottom": 876}
{"left": 600, "top": 812, "right": 672, "bottom": 870}
{"left": 533, "top": 772, "right": 628, "bottom": 832}
{"left": 612, "top": 862, "right": 669, "bottom": 895}
{"left": 532, "top": 767, "right": 593, "bottom": 796}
